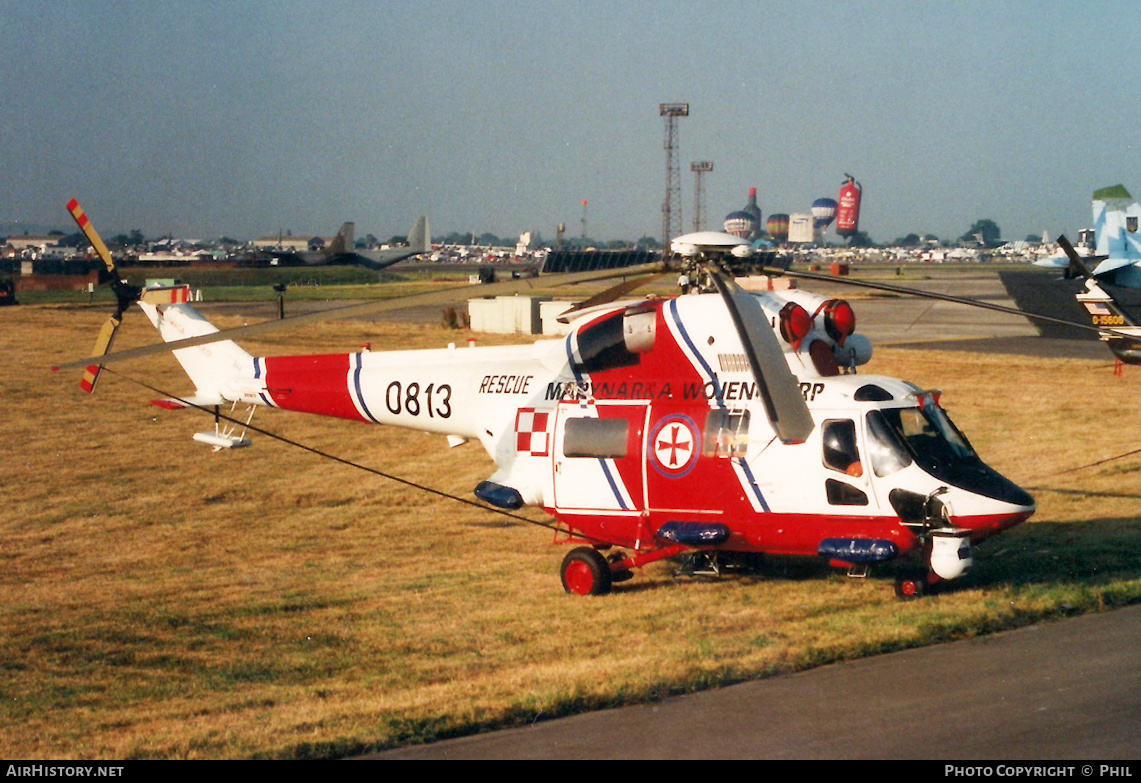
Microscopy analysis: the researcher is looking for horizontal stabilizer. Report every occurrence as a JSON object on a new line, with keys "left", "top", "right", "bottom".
{"left": 1091, "top": 257, "right": 1136, "bottom": 277}
{"left": 150, "top": 394, "right": 228, "bottom": 410}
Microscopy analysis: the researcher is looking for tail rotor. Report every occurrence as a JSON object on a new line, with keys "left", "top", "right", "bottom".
{"left": 66, "top": 199, "right": 141, "bottom": 392}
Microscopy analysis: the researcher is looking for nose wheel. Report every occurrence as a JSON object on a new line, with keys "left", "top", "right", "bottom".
{"left": 894, "top": 571, "right": 944, "bottom": 600}
{"left": 894, "top": 574, "right": 926, "bottom": 600}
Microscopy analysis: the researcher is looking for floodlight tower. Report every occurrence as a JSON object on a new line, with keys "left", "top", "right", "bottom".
{"left": 660, "top": 103, "right": 688, "bottom": 246}
{"left": 690, "top": 161, "right": 713, "bottom": 232}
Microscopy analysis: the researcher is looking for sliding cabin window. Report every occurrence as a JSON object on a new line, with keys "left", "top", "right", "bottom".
{"left": 563, "top": 418, "right": 629, "bottom": 459}
{"left": 703, "top": 409, "right": 750, "bottom": 458}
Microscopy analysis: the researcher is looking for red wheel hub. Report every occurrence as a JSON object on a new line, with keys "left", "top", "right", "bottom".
{"left": 564, "top": 561, "right": 596, "bottom": 595}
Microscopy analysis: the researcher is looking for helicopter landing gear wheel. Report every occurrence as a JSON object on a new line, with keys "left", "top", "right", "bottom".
{"left": 894, "top": 573, "right": 926, "bottom": 600}
{"left": 561, "top": 546, "right": 613, "bottom": 596}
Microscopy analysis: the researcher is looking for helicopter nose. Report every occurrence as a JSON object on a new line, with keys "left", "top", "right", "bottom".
{"left": 954, "top": 471, "right": 1036, "bottom": 540}
{"left": 957, "top": 497, "right": 1036, "bottom": 540}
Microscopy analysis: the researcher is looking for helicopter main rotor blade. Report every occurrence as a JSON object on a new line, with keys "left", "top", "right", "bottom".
{"left": 53, "top": 261, "right": 667, "bottom": 372}
{"left": 711, "top": 272, "right": 814, "bottom": 444}
{"left": 756, "top": 248, "right": 1138, "bottom": 343}
{"left": 556, "top": 273, "right": 664, "bottom": 323}
{"left": 1056, "top": 234, "right": 1097, "bottom": 280}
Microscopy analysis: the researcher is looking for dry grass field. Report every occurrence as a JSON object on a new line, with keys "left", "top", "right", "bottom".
{"left": 2, "top": 298, "right": 1140, "bottom": 759}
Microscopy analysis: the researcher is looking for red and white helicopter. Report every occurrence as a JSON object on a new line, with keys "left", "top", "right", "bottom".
{"left": 60, "top": 200, "right": 1039, "bottom": 599}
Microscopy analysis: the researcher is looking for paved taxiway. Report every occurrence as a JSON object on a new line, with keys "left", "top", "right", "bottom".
{"left": 368, "top": 604, "right": 1141, "bottom": 759}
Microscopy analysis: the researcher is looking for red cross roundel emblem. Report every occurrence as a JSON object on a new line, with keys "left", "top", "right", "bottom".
{"left": 649, "top": 414, "right": 699, "bottom": 478}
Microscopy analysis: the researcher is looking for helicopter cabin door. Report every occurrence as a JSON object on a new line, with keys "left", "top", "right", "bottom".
{"left": 643, "top": 408, "right": 745, "bottom": 517}
{"left": 552, "top": 400, "right": 649, "bottom": 515}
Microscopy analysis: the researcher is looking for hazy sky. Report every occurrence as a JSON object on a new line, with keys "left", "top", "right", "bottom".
{"left": 3, "top": 0, "right": 1139, "bottom": 245}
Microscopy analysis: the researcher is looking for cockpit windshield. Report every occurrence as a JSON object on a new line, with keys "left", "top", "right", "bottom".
{"left": 866, "top": 403, "right": 976, "bottom": 478}
{"left": 866, "top": 400, "right": 1033, "bottom": 507}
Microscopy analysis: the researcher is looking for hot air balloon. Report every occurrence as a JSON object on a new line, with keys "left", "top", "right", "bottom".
{"left": 766, "top": 213, "right": 790, "bottom": 243}
{"left": 723, "top": 210, "right": 758, "bottom": 240}
{"left": 812, "top": 197, "right": 837, "bottom": 230}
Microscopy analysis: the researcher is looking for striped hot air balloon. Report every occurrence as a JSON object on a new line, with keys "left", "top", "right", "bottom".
{"left": 766, "top": 213, "right": 789, "bottom": 243}
{"left": 723, "top": 210, "right": 759, "bottom": 239}
{"left": 812, "top": 197, "right": 837, "bottom": 230}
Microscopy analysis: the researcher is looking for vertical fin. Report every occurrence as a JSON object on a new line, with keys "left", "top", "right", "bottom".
{"left": 1092, "top": 185, "right": 1141, "bottom": 263}
{"left": 407, "top": 216, "right": 430, "bottom": 253}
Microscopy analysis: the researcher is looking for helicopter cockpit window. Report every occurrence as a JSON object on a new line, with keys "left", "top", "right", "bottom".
{"left": 822, "top": 419, "right": 862, "bottom": 476}
{"left": 921, "top": 403, "right": 975, "bottom": 460}
{"left": 703, "top": 409, "right": 750, "bottom": 458}
{"left": 866, "top": 410, "right": 913, "bottom": 477}
{"left": 872, "top": 405, "right": 976, "bottom": 473}
{"left": 563, "top": 417, "right": 629, "bottom": 459}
